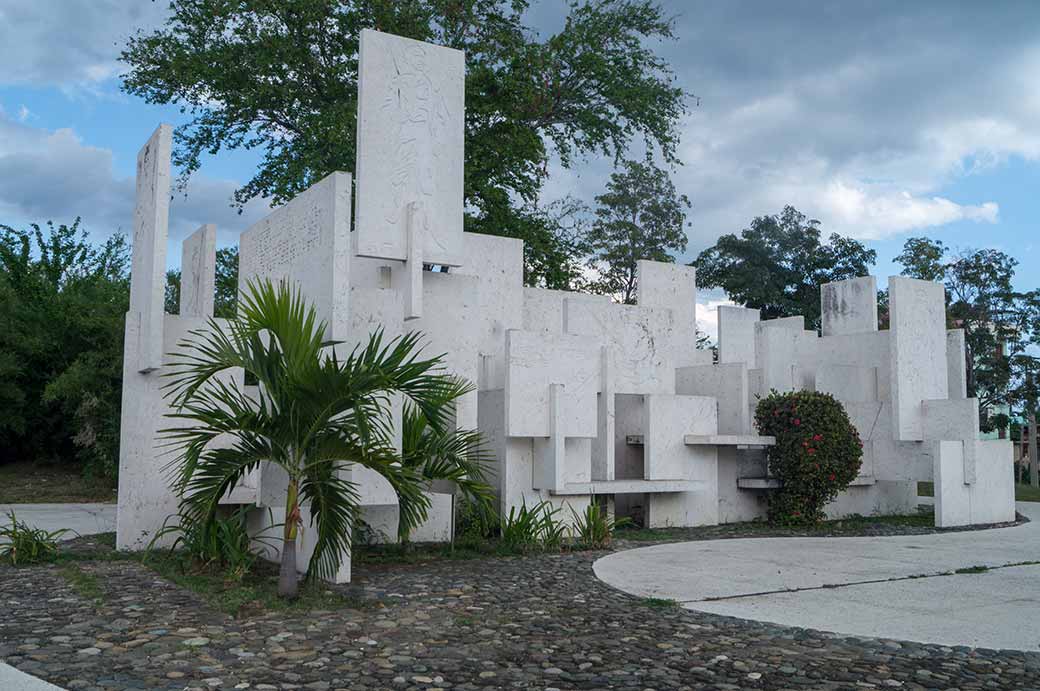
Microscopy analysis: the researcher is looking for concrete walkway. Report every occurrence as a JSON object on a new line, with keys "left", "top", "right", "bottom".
{"left": 0, "top": 503, "right": 115, "bottom": 540}
{"left": 595, "top": 502, "right": 1040, "bottom": 652}
{"left": 0, "top": 663, "right": 65, "bottom": 690}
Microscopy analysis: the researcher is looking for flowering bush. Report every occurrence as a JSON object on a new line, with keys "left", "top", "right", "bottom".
{"left": 754, "top": 390, "right": 863, "bottom": 525}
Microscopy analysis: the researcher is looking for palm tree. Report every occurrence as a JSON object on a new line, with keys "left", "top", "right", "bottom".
{"left": 161, "top": 279, "right": 467, "bottom": 598}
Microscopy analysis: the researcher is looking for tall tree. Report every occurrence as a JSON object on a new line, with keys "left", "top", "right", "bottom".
{"left": 586, "top": 158, "right": 690, "bottom": 304}
{"left": 694, "top": 206, "right": 876, "bottom": 329}
{"left": 121, "top": 0, "right": 688, "bottom": 279}
{"left": 895, "top": 237, "right": 1022, "bottom": 433}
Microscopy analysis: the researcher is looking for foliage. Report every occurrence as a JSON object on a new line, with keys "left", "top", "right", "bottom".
{"left": 0, "top": 510, "right": 70, "bottom": 565}
{"left": 400, "top": 390, "right": 495, "bottom": 542}
{"left": 496, "top": 197, "right": 593, "bottom": 291}
{"left": 894, "top": 237, "right": 1040, "bottom": 433}
{"left": 586, "top": 158, "right": 690, "bottom": 303}
{"left": 164, "top": 247, "right": 240, "bottom": 318}
{"left": 0, "top": 219, "right": 129, "bottom": 480}
{"left": 162, "top": 279, "right": 463, "bottom": 597}
{"left": 694, "top": 206, "right": 876, "bottom": 330}
{"left": 120, "top": 0, "right": 688, "bottom": 284}
{"left": 499, "top": 500, "right": 565, "bottom": 552}
{"left": 754, "top": 390, "right": 863, "bottom": 526}
{"left": 569, "top": 501, "right": 631, "bottom": 548}
{"left": 149, "top": 506, "right": 276, "bottom": 582}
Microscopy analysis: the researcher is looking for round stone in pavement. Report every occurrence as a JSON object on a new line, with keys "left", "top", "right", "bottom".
{"left": 595, "top": 501, "right": 1040, "bottom": 651}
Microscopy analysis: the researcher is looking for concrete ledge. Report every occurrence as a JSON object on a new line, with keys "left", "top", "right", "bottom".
{"left": 217, "top": 486, "right": 259, "bottom": 505}
{"left": 737, "top": 475, "right": 878, "bottom": 491}
{"left": 548, "top": 479, "right": 706, "bottom": 495}
{"left": 684, "top": 434, "right": 775, "bottom": 448}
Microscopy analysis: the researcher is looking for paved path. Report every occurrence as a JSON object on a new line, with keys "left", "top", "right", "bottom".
{"left": 0, "top": 504, "right": 115, "bottom": 541}
{"left": 595, "top": 502, "right": 1040, "bottom": 651}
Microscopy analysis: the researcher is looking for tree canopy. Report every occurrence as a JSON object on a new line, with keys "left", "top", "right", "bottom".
{"left": 693, "top": 206, "right": 876, "bottom": 329}
{"left": 586, "top": 158, "right": 690, "bottom": 303}
{"left": 0, "top": 220, "right": 129, "bottom": 479}
{"left": 894, "top": 236, "right": 1040, "bottom": 433}
{"left": 121, "top": 0, "right": 689, "bottom": 276}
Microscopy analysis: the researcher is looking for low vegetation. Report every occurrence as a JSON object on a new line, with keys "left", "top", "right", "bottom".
{"left": 0, "top": 510, "right": 70, "bottom": 565}
{"left": 0, "top": 462, "right": 116, "bottom": 504}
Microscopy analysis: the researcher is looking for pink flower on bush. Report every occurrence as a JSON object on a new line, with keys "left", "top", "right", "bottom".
{"left": 792, "top": 418, "right": 801, "bottom": 426}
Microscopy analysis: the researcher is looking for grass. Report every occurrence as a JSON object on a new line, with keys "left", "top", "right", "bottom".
{"left": 354, "top": 535, "right": 586, "bottom": 566}
{"left": 59, "top": 563, "right": 104, "bottom": 602}
{"left": 616, "top": 509, "right": 935, "bottom": 543}
{"left": 640, "top": 597, "right": 680, "bottom": 609}
{"left": 0, "top": 462, "right": 116, "bottom": 504}
{"left": 918, "top": 481, "right": 1040, "bottom": 502}
{"left": 143, "top": 551, "right": 368, "bottom": 617}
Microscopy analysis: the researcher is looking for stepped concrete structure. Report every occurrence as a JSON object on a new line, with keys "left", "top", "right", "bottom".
{"left": 117, "top": 29, "right": 1015, "bottom": 582}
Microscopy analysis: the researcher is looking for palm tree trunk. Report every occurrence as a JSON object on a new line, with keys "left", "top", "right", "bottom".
{"left": 279, "top": 480, "right": 300, "bottom": 599}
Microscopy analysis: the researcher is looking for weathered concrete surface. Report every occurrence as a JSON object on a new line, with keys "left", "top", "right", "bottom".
{"left": 0, "top": 504, "right": 115, "bottom": 541}
{"left": 0, "top": 663, "right": 65, "bottom": 691}
{"left": 594, "top": 502, "right": 1040, "bottom": 651}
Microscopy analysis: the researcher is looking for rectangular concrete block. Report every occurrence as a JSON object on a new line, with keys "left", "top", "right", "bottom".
{"left": 923, "top": 395, "right": 980, "bottom": 483}
{"left": 504, "top": 329, "right": 599, "bottom": 438}
{"left": 564, "top": 299, "right": 676, "bottom": 395}
{"left": 821, "top": 276, "right": 878, "bottom": 337}
{"left": 717, "top": 305, "right": 759, "bottom": 365}
{"left": 239, "top": 171, "right": 352, "bottom": 339}
{"left": 889, "top": 276, "right": 948, "bottom": 441}
{"left": 637, "top": 260, "right": 700, "bottom": 367}
{"left": 947, "top": 329, "right": 967, "bottom": 399}
{"left": 816, "top": 365, "right": 878, "bottom": 404}
{"left": 969, "top": 440, "right": 1016, "bottom": 525}
{"left": 455, "top": 232, "right": 524, "bottom": 391}
{"left": 179, "top": 224, "right": 216, "bottom": 318}
{"left": 355, "top": 29, "right": 464, "bottom": 266}
{"left": 644, "top": 394, "right": 718, "bottom": 527}
{"left": 675, "top": 362, "right": 749, "bottom": 435}
{"left": 934, "top": 440, "right": 971, "bottom": 527}
{"left": 755, "top": 321, "right": 815, "bottom": 393}
{"left": 129, "top": 123, "right": 172, "bottom": 373}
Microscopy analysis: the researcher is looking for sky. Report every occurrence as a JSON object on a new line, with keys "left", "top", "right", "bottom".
{"left": 1, "top": 1, "right": 1038, "bottom": 339}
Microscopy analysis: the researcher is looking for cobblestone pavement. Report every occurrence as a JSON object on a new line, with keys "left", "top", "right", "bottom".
{"left": 2, "top": 544, "right": 1040, "bottom": 691}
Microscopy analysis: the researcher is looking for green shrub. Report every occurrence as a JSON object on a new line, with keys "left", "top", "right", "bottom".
{"left": 755, "top": 390, "right": 863, "bottom": 525}
{"left": 149, "top": 506, "right": 276, "bottom": 582}
{"left": 0, "top": 510, "right": 70, "bottom": 564}
{"left": 500, "top": 501, "right": 565, "bottom": 552}
{"left": 570, "top": 501, "right": 631, "bottom": 549}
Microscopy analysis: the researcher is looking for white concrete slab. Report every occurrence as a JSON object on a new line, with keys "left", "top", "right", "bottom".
{"left": 0, "top": 664, "right": 65, "bottom": 691}
{"left": 594, "top": 502, "right": 1040, "bottom": 651}
{"left": 0, "top": 504, "right": 115, "bottom": 541}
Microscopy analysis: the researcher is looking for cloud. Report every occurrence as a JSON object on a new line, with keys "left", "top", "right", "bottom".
{"left": 0, "top": 112, "right": 270, "bottom": 262}
{"left": 695, "top": 296, "right": 736, "bottom": 344}
{"left": 537, "top": 1, "right": 1040, "bottom": 255}
{"left": 0, "top": 0, "right": 168, "bottom": 87}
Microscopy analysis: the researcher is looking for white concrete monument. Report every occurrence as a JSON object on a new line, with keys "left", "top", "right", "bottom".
{"left": 117, "top": 30, "right": 1015, "bottom": 582}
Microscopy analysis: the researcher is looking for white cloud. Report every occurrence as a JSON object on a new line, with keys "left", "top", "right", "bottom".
{"left": 695, "top": 297, "right": 736, "bottom": 344}
{"left": 0, "top": 0, "right": 168, "bottom": 86}
{"left": 0, "top": 112, "right": 270, "bottom": 264}
{"left": 537, "top": 2, "right": 1039, "bottom": 256}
